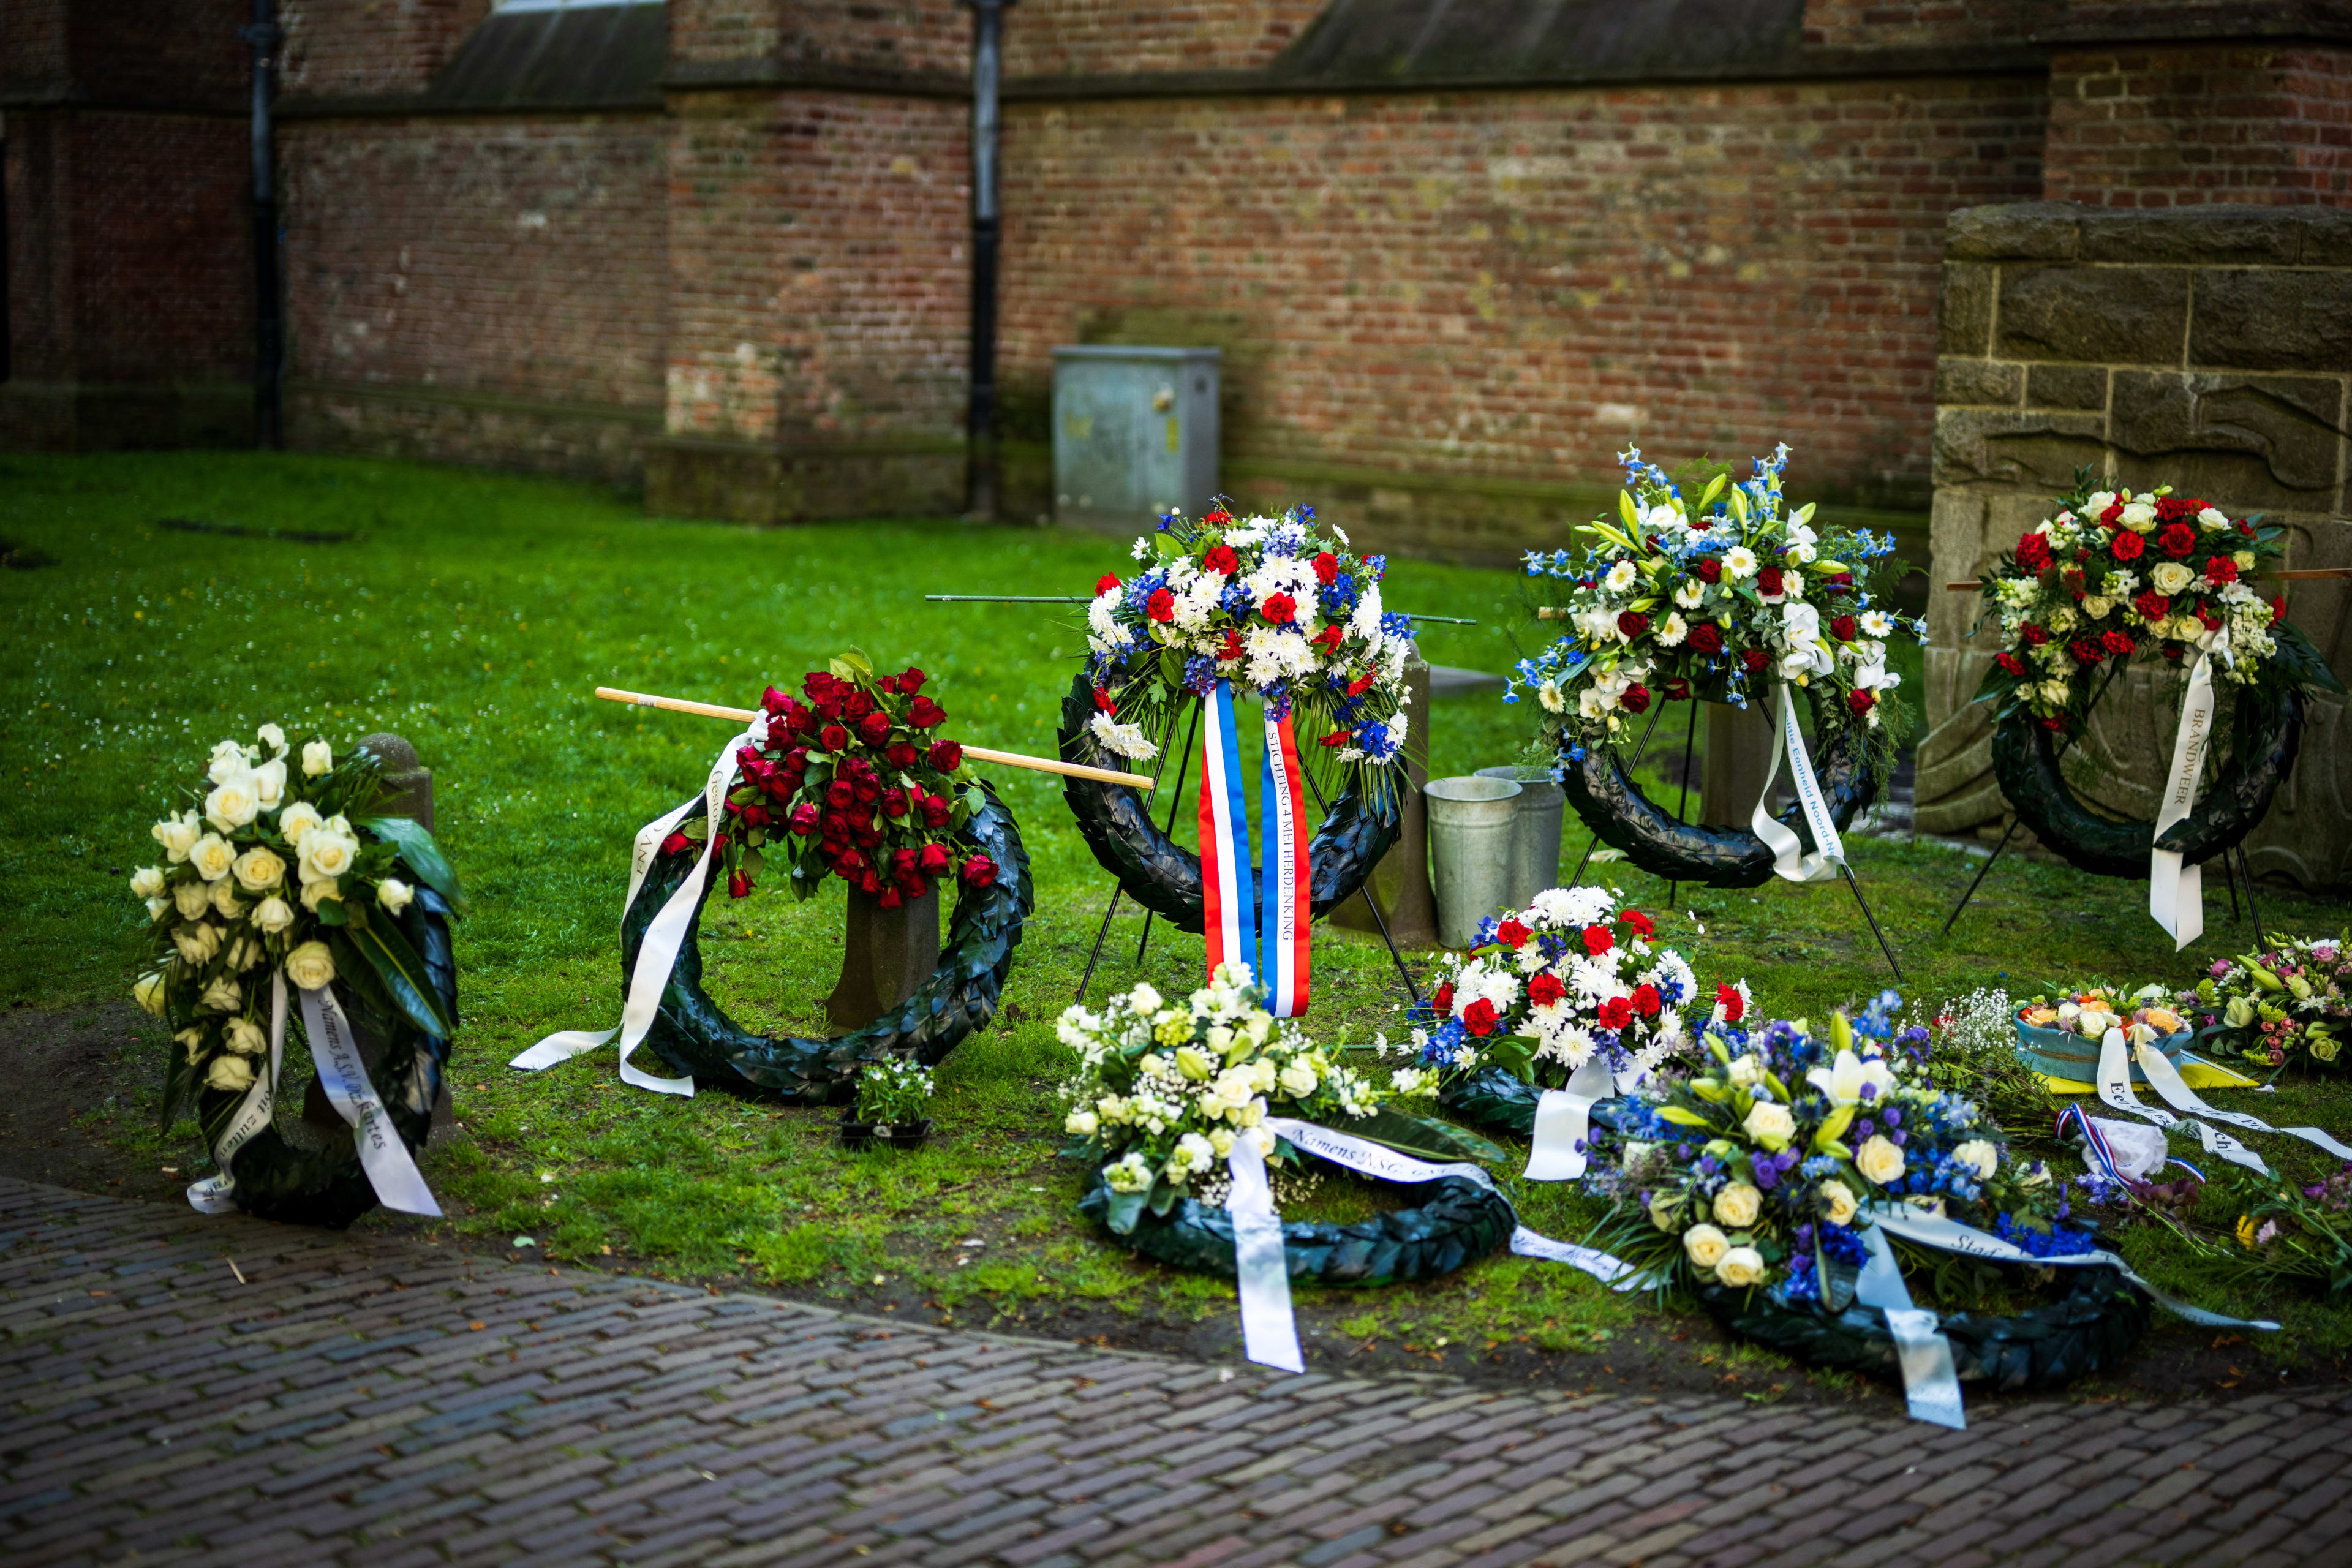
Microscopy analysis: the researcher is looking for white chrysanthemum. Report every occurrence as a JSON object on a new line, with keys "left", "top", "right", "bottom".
{"left": 1088, "top": 712, "right": 1159, "bottom": 760}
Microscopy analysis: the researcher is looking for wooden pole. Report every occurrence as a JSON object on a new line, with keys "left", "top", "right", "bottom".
{"left": 594, "top": 687, "right": 1156, "bottom": 790}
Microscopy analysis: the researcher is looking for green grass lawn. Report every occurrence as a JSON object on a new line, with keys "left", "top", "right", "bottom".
{"left": 6, "top": 451, "right": 2348, "bottom": 1394}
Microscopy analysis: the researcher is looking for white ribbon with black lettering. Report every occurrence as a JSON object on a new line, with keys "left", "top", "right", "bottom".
{"left": 187, "top": 971, "right": 288, "bottom": 1214}
{"left": 2149, "top": 647, "right": 2218, "bottom": 950}
{"left": 510, "top": 710, "right": 772, "bottom": 1096}
{"left": 1751, "top": 682, "right": 1845, "bottom": 884}
{"left": 2133, "top": 1038, "right": 2352, "bottom": 1163}
{"left": 1855, "top": 1221, "right": 1965, "bottom": 1430}
{"left": 1524, "top": 1053, "right": 1616, "bottom": 1182}
{"left": 300, "top": 982, "right": 442, "bottom": 1216}
{"left": 2095, "top": 1027, "right": 2267, "bottom": 1175}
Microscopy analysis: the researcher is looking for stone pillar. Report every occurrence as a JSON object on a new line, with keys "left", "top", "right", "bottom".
{"left": 826, "top": 885, "right": 943, "bottom": 1033}
{"left": 1329, "top": 653, "right": 1437, "bottom": 946}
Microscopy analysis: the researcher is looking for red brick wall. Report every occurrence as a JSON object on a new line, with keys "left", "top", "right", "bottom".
{"left": 1005, "top": 1, "right": 1324, "bottom": 77}
{"left": 67, "top": 0, "right": 249, "bottom": 107}
{"left": 2045, "top": 45, "right": 2352, "bottom": 208}
{"left": 279, "top": 0, "right": 490, "bottom": 99}
{"left": 0, "top": 0, "right": 70, "bottom": 86}
{"left": 999, "top": 78, "right": 2046, "bottom": 509}
{"left": 281, "top": 113, "right": 667, "bottom": 407}
{"left": 1797, "top": 0, "right": 2028, "bottom": 51}
{"left": 666, "top": 89, "right": 970, "bottom": 442}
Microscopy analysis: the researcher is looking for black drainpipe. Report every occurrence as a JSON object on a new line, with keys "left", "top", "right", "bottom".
{"left": 241, "top": 0, "right": 282, "bottom": 448}
{"left": 962, "top": 0, "right": 1013, "bottom": 520}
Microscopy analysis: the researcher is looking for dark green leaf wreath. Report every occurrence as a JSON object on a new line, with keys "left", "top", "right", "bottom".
{"left": 619, "top": 778, "right": 1033, "bottom": 1102}
{"left": 1991, "top": 683, "right": 2304, "bottom": 880}
{"left": 1077, "top": 1154, "right": 1515, "bottom": 1286}
{"left": 1438, "top": 1064, "right": 1649, "bottom": 1150}
{"left": 1699, "top": 1264, "right": 2152, "bottom": 1393}
{"left": 1055, "top": 673, "right": 1403, "bottom": 930}
{"left": 1558, "top": 682, "right": 1883, "bottom": 889}
{"left": 202, "top": 887, "right": 458, "bottom": 1231}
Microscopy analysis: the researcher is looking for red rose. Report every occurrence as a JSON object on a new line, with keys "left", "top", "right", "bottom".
{"left": 728, "top": 871, "right": 752, "bottom": 899}
{"left": 843, "top": 689, "right": 876, "bottom": 720}
{"left": 1825, "top": 615, "right": 1855, "bottom": 643}
{"left": 1528, "top": 973, "right": 1566, "bottom": 1008}
{"left": 908, "top": 696, "right": 946, "bottom": 729}
{"left": 760, "top": 684, "right": 793, "bottom": 716}
{"left": 1261, "top": 592, "right": 1297, "bottom": 624}
{"left": 1620, "top": 683, "right": 1651, "bottom": 715}
{"left": 1582, "top": 924, "right": 1614, "bottom": 956}
{"left": 2196, "top": 603, "right": 2221, "bottom": 630}
{"left": 886, "top": 742, "right": 919, "bottom": 770}
{"left": 878, "top": 674, "right": 899, "bottom": 696}
{"left": 2110, "top": 529, "right": 2144, "bottom": 562}
{"left": 1095, "top": 573, "right": 1121, "bottom": 595}
{"left": 826, "top": 779, "right": 855, "bottom": 809}
{"left": 1147, "top": 587, "right": 1176, "bottom": 623}
{"left": 2022, "top": 623, "right": 2049, "bottom": 646}
{"left": 851, "top": 774, "right": 880, "bottom": 804}
{"left": 1598, "top": 997, "right": 1634, "bottom": 1031}
{"left": 1313, "top": 551, "right": 1339, "bottom": 586}
{"left": 1496, "top": 918, "right": 1531, "bottom": 949}
{"left": 1715, "top": 982, "right": 1745, "bottom": 1022}
{"left": 1632, "top": 983, "right": 1661, "bottom": 1017}
{"left": 1462, "top": 998, "right": 1499, "bottom": 1037}
{"left": 922, "top": 793, "right": 952, "bottom": 828}
{"left": 1617, "top": 610, "right": 1649, "bottom": 639}
{"left": 802, "top": 671, "right": 839, "bottom": 702}
{"left": 833, "top": 847, "right": 866, "bottom": 875}
{"left": 1202, "top": 544, "right": 1238, "bottom": 576}
{"left": 1689, "top": 622, "right": 1724, "bottom": 657}
{"left": 891, "top": 846, "right": 919, "bottom": 875}
{"left": 2205, "top": 556, "right": 2239, "bottom": 586}
{"left": 2100, "top": 628, "right": 2135, "bottom": 657}
{"left": 1622, "top": 909, "right": 1654, "bottom": 938}
{"left": 820, "top": 723, "right": 851, "bottom": 753}
{"left": 1758, "top": 565, "right": 1784, "bottom": 597}
{"left": 1433, "top": 981, "right": 1455, "bottom": 1014}
{"left": 1742, "top": 648, "right": 1768, "bottom": 673}
{"left": 2157, "top": 523, "right": 2195, "bottom": 559}
{"left": 919, "top": 842, "right": 951, "bottom": 876}
{"left": 788, "top": 803, "right": 820, "bottom": 836}
{"left": 858, "top": 710, "right": 893, "bottom": 746}
{"left": 1996, "top": 652, "right": 2026, "bottom": 675}
{"left": 899, "top": 667, "right": 927, "bottom": 695}
{"left": 661, "top": 831, "right": 692, "bottom": 856}
{"left": 929, "top": 739, "right": 963, "bottom": 771}
{"left": 1092, "top": 686, "right": 1117, "bottom": 715}
{"left": 876, "top": 885, "right": 905, "bottom": 910}
{"left": 1695, "top": 557, "right": 1722, "bottom": 584}
{"left": 960, "top": 853, "right": 998, "bottom": 889}
{"left": 1847, "top": 688, "right": 1875, "bottom": 717}
{"left": 2070, "top": 638, "right": 2103, "bottom": 666}
{"left": 2133, "top": 590, "right": 2169, "bottom": 621}
{"left": 2014, "top": 533, "right": 2051, "bottom": 571}
{"left": 880, "top": 788, "right": 909, "bottom": 819}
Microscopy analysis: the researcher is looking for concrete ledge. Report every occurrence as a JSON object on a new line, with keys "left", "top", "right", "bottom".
{"left": 0, "top": 381, "right": 253, "bottom": 452}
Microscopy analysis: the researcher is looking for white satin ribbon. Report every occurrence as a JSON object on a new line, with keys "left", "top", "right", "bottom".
{"left": 1224, "top": 1130, "right": 1303, "bottom": 1374}
{"left": 2149, "top": 647, "right": 2218, "bottom": 950}
{"left": 510, "top": 711, "right": 772, "bottom": 1096}
{"left": 2095, "top": 1027, "right": 2267, "bottom": 1174}
{"left": 1524, "top": 1053, "right": 1615, "bottom": 1182}
{"left": 1855, "top": 1221, "right": 1964, "bottom": 1430}
{"left": 1752, "top": 681, "right": 1845, "bottom": 884}
{"left": 2133, "top": 1038, "right": 2352, "bottom": 1163}
{"left": 299, "top": 983, "right": 441, "bottom": 1215}
{"left": 188, "top": 971, "right": 288, "bottom": 1214}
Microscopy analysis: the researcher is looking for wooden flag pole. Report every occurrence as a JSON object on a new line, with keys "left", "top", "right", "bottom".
{"left": 594, "top": 687, "right": 1157, "bottom": 790}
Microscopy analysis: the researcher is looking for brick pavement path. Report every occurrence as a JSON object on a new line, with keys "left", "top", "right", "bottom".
{"left": 6, "top": 1177, "right": 2352, "bottom": 1568}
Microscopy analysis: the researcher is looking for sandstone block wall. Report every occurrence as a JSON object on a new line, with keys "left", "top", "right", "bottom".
{"left": 1918, "top": 200, "right": 2352, "bottom": 887}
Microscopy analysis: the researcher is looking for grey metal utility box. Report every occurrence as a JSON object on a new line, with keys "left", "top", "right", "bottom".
{"left": 1052, "top": 345, "right": 1220, "bottom": 534}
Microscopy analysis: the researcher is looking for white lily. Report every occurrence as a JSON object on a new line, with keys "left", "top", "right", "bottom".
{"left": 1806, "top": 1048, "right": 1894, "bottom": 1107}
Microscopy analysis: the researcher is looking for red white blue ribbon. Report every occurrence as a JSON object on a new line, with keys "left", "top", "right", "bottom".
{"left": 1198, "top": 680, "right": 1312, "bottom": 1014}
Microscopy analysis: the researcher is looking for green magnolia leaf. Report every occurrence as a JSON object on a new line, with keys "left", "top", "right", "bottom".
{"left": 361, "top": 815, "right": 467, "bottom": 913}
{"left": 342, "top": 917, "right": 455, "bottom": 1039}
{"left": 1158, "top": 645, "right": 1185, "bottom": 689}
{"left": 831, "top": 646, "right": 875, "bottom": 679}
{"left": 1153, "top": 531, "right": 1183, "bottom": 559}
{"left": 1103, "top": 1189, "right": 1147, "bottom": 1235}
{"left": 314, "top": 897, "right": 349, "bottom": 927}
{"left": 1350, "top": 1107, "right": 1507, "bottom": 1166}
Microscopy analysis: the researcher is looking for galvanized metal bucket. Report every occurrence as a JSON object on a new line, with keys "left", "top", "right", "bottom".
{"left": 1426, "top": 775, "right": 1521, "bottom": 950}
{"left": 2013, "top": 1019, "right": 2194, "bottom": 1085}
{"left": 1475, "top": 764, "right": 1567, "bottom": 910}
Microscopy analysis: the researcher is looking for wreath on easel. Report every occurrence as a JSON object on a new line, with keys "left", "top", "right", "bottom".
{"left": 1512, "top": 447, "right": 1925, "bottom": 888}
{"left": 1967, "top": 480, "right": 2340, "bottom": 878}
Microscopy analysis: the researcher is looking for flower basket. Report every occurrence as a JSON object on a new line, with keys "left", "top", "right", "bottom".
{"left": 839, "top": 1114, "right": 933, "bottom": 1151}
{"left": 2012, "top": 1019, "right": 2192, "bottom": 1086}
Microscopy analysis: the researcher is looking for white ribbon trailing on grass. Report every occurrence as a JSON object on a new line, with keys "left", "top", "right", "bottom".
{"left": 188, "top": 972, "right": 288, "bottom": 1215}
{"left": 2132, "top": 1037, "right": 2352, "bottom": 1163}
{"left": 2095, "top": 1027, "right": 2267, "bottom": 1175}
{"left": 1752, "top": 682, "right": 1845, "bottom": 884}
{"left": 1855, "top": 1221, "right": 1965, "bottom": 1430}
{"left": 2149, "top": 647, "right": 2219, "bottom": 950}
{"left": 1523, "top": 1053, "right": 1616, "bottom": 1183}
{"left": 510, "top": 710, "right": 772, "bottom": 1096}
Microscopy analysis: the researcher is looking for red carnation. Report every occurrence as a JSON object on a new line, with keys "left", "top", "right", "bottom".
{"left": 1714, "top": 981, "right": 1745, "bottom": 1022}
{"left": 1582, "top": 924, "right": 1614, "bottom": 956}
{"left": 960, "top": 853, "right": 998, "bottom": 889}
{"left": 1434, "top": 980, "right": 1455, "bottom": 1014}
{"left": 1758, "top": 565, "right": 1785, "bottom": 598}
{"left": 858, "top": 710, "right": 893, "bottom": 746}
{"left": 2271, "top": 595, "right": 2286, "bottom": 625}
{"left": 2110, "top": 529, "right": 2144, "bottom": 563}
{"left": 2100, "top": 500, "right": 2125, "bottom": 527}
{"left": 2014, "top": 532, "right": 2051, "bottom": 571}
{"left": 662, "top": 831, "right": 692, "bottom": 856}
{"left": 1695, "top": 557, "right": 1722, "bottom": 584}
{"left": 1847, "top": 688, "right": 1876, "bottom": 717}
{"left": 1617, "top": 609, "right": 1649, "bottom": 639}
{"left": 2100, "top": 628, "right": 2135, "bottom": 657}
{"left": 1996, "top": 651, "right": 2026, "bottom": 676}
{"left": 1528, "top": 973, "right": 1566, "bottom": 1008}
{"left": 1313, "top": 551, "right": 1340, "bottom": 586}
{"left": 2070, "top": 638, "right": 2103, "bottom": 666}
{"left": 1095, "top": 573, "right": 1122, "bottom": 595}
{"left": 1632, "top": 983, "right": 1662, "bottom": 1018}
{"left": 820, "top": 723, "right": 851, "bottom": 753}
{"left": 728, "top": 871, "right": 752, "bottom": 899}
{"left": 1261, "top": 592, "right": 1297, "bottom": 625}
{"left": 1147, "top": 587, "right": 1176, "bottom": 623}
{"left": 1622, "top": 909, "right": 1654, "bottom": 938}
{"left": 1320, "top": 729, "right": 1348, "bottom": 748}
{"left": 1204, "top": 508, "right": 1232, "bottom": 524}
{"left": 2022, "top": 623, "right": 2049, "bottom": 646}
{"left": 1219, "top": 628, "right": 1246, "bottom": 662}
{"left": 1830, "top": 614, "right": 1858, "bottom": 641}
{"left": 1689, "top": 622, "right": 1724, "bottom": 657}
{"left": 908, "top": 696, "right": 946, "bottom": 729}
{"left": 1462, "top": 998, "right": 1499, "bottom": 1037}
{"left": 2157, "top": 523, "right": 2195, "bottom": 559}
{"left": 1496, "top": 918, "right": 1531, "bottom": 949}
{"left": 1092, "top": 685, "right": 1117, "bottom": 715}
{"left": 1598, "top": 997, "right": 1634, "bottom": 1031}
{"left": 1203, "top": 544, "right": 1238, "bottom": 576}
{"left": 788, "top": 803, "right": 820, "bottom": 837}
{"left": 2133, "top": 590, "right": 2169, "bottom": 621}
{"left": 1311, "top": 622, "right": 1344, "bottom": 652}
{"left": 2205, "top": 556, "right": 2239, "bottom": 586}
{"left": 2040, "top": 715, "right": 2068, "bottom": 731}
{"left": 1620, "top": 683, "right": 1652, "bottom": 715}
{"left": 879, "top": 788, "right": 910, "bottom": 819}
{"left": 929, "top": 739, "right": 963, "bottom": 771}
{"left": 2196, "top": 603, "right": 2222, "bottom": 631}
{"left": 1742, "top": 648, "right": 1768, "bottom": 673}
